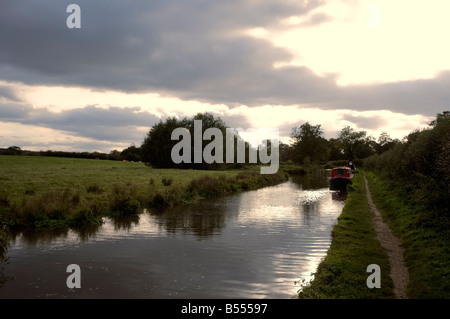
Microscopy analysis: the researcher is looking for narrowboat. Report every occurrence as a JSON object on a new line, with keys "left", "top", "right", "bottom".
{"left": 329, "top": 167, "right": 353, "bottom": 190}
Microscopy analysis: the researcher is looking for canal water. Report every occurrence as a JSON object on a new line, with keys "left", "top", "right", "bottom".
{"left": 0, "top": 171, "right": 346, "bottom": 299}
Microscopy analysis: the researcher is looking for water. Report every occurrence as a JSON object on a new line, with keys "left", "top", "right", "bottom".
{"left": 0, "top": 171, "right": 346, "bottom": 299}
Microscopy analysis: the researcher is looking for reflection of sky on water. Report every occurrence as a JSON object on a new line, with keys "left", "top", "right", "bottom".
{"left": 1, "top": 172, "right": 345, "bottom": 299}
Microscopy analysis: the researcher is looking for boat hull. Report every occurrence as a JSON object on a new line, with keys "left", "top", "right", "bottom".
{"left": 329, "top": 177, "right": 352, "bottom": 190}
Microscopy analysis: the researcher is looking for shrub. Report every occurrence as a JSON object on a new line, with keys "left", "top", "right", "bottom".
{"left": 161, "top": 177, "right": 173, "bottom": 186}
{"left": 86, "top": 184, "right": 103, "bottom": 194}
{"left": 110, "top": 184, "right": 142, "bottom": 215}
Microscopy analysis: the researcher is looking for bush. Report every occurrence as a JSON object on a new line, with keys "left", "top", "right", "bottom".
{"left": 110, "top": 184, "right": 142, "bottom": 215}
{"left": 161, "top": 177, "right": 173, "bottom": 186}
{"left": 363, "top": 112, "right": 450, "bottom": 215}
{"left": 87, "top": 184, "right": 103, "bottom": 194}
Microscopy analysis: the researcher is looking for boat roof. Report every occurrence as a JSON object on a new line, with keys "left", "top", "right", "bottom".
{"left": 331, "top": 167, "right": 351, "bottom": 170}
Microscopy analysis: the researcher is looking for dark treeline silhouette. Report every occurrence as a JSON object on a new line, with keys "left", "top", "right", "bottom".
{"left": 364, "top": 111, "right": 450, "bottom": 216}
{"left": 4, "top": 111, "right": 448, "bottom": 175}
{"left": 286, "top": 121, "right": 400, "bottom": 166}
{"left": 0, "top": 145, "right": 141, "bottom": 162}
{"left": 141, "top": 112, "right": 256, "bottom": 169}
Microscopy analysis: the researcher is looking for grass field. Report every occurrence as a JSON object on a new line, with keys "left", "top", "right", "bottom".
{"left": 0, "top": 155, "right": 288, "bottom": 229}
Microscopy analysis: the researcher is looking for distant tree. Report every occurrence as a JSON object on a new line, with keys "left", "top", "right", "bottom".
{"left": 375, "top": 132, "right": 400, "bottom": 155}
{"left": 429, "top": 110, "right": 450, "bottom": 127}
{"left": 109, "top": 150, "right": 121, "bottom": 161}
{"left": 328, "top": 138, "right": 346, "bottom": 161}
{"left": 278, "top": 142, "right": 293, "bottom": 163}
{"left": 338, "top": 126, "right": 375, "bottom": 160}
{"left": 121, "top": 144, "right": 142, "bottom": 162}
{"left": 141, "top": 117, "right": 183, "bottom": 168}
{"left": 290, "top": 122, "right": 329, "bottom": 164}
{"left": 141, "top": 112, "right": 256, "bottom": 169}
{"left": 185, "top": 112, "right": 229, "bottom": 170}
{"left": 4, "top": 146, "right": 23, "bottom": 155}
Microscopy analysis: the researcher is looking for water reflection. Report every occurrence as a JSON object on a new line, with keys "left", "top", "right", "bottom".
{"left": 9, "top": 223, "right": 104, "bottom": 247}
{"left": 109, "top": 214, "right": 140, "bottom": 231}
{"left": 290, "top": 170, "right": 329, "bottom": 189}
{"left": 147, "top": 201, "right": 228, "bottom": 240}
{"left": 0, "top": 171, "right": 346, "bottom": 299}
{"left": 0, "top": 244, "right": 10, "bottom": 289}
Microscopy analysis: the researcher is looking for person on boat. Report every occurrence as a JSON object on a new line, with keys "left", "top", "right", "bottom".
{"left": 348, "top": 160, "right": 356, "bottom": 173}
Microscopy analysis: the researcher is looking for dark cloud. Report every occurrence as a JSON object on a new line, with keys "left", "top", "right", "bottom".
{"left": 0, "top": 1, "right": 334, "bottom": 102}
{"left": 335, "top": 71, "right": 450, "bottom": 115}
{"left": 341, "top": 114, "right": 386, "bottom": 130}
{"left": 0, "top": 0, "right": 448, "bottom": 118}
{"left": 0, "top": 102, "right": 159, "bottom": 142}
{"left": 0, "top": 85, "right": 20, "bottom": 102}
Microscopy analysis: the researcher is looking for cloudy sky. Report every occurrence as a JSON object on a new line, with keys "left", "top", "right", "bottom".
{"left": 1, "top": 0, "right": 448, "bottom": 153}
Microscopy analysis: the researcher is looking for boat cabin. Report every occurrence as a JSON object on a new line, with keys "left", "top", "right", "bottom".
{"left": 329, "top": 167, "right": 353, "bottom": 190}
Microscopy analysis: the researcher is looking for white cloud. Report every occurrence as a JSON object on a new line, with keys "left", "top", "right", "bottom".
{"left": 0, "top": 1, "right": 447, "bottom": 152}
{"left": 264, "top": 0, "right": 450, "bottom": 85}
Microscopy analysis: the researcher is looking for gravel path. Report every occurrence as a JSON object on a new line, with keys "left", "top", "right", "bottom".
{"left": 364, "top": 174, "right": 409, "bottom": 299}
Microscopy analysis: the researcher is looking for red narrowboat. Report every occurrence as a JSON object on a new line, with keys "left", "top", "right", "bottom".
{"left": 329, "top": 167, "right": 353, "bottom": 190}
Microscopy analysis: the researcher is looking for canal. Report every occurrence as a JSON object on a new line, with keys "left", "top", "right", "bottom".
{"left": 0, "top": 171, "right": 346, "bottom": 298}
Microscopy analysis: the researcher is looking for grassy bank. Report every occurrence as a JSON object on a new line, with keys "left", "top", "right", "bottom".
{"left": 0, "top": 155, "right": 288, "bottom": 229}
{"left": 364, "top": 171, "right": 450, "bottom": 298}
{"left": 298, "top": 171, "right": 395, "bottom": 298}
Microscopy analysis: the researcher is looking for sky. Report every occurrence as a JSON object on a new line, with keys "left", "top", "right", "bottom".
{"left": 1, "top": 0, "right": 449, "bottom": 153}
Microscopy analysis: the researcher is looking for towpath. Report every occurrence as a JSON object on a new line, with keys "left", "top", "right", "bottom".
{"left": 363, "top": 174, "right": 409, "bottom": 299}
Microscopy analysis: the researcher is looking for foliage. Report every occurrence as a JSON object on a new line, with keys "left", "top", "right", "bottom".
{"left": 141, "top": 112, "right": 255, "bottom": 169}
{"left": 365, "top": 171, "right": 450, "bottom": 298}
{"left": 363, "top": 111, "right": 450, "bottom": 215}
{"left": 338, "top": 126, "right": 376, "bottom": 160}
{"left": 290, "top": 122, "right": 329, "bottom": 164}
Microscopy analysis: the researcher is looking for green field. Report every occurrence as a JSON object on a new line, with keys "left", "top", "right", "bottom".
{"left": 0, "top": 155, "right": 288, "bottom": 229}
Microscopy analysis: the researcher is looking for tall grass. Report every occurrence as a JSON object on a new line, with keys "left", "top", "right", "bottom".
{"left": 365, "top": 171, "right": 450, "bottom": 298}
{"left": 0, "top": 156, "right": 289, "bottom": 229}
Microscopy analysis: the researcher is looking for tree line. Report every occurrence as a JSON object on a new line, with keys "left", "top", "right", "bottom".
{"left": 3, "top": 111, "right": 448, "bottom": 174}
{"left": 364, "top": 111, "right": 450, "bottom": 215}
{"left": 0, "top": 145, "right": 142, "bottom": 162}
{"left": 138, "top": 112, "right": 402, "bottom": 168}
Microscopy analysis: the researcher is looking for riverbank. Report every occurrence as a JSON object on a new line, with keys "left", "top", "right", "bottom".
{"left": 298, "top": 170, "right": 450, "bottom": 299}
{"left": 297, "top": 171, "right": 395, "bottom": 298}
{"left": 0, "top": 155, "right": 288, "bottom": 230}
{"left": 363, "top": 171, "right": 450, "bottom": 299}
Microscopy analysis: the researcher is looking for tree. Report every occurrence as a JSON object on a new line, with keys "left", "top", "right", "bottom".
{"left": 141, "top": 117, "right": 183, "bottom": 168}
{"left": 121, "top": 144, "right": 142, "bottom": 162}
{"left": 4, "top": 146, "right": 23, "bottom": 155}
{"left": 109, "top": 150, "right": 121, "bottom": 161}
{"left": 338, "top": 126, "right": 375, "bottom": 160}
{"left": 140, "top": 112, "right": 244, "bottom": 169}
{"left": 290, "top": 122, "right": 329, "bottom": 164}
{"left": 375, "top": 132, "right": 400, "bottom": 155}
{"left": 328, "top": 138, "right": 346, "bottom": 161}
{"left": 278, "top": 142, "right": 293, "bottom": 163}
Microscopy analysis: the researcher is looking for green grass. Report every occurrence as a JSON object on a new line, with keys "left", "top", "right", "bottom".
{"left": 365, "top": 171, "right": 450, "bottom": 299}
{"left": 297, "top": 172, "right": 395, "bottom": 298}
{"left": 0, "top": 155, "right": 288, "bottom": 229}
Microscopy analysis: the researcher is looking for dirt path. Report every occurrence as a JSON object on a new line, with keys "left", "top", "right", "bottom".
{"left": 363, "top": 174, "right": 409, "bottom": 299}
